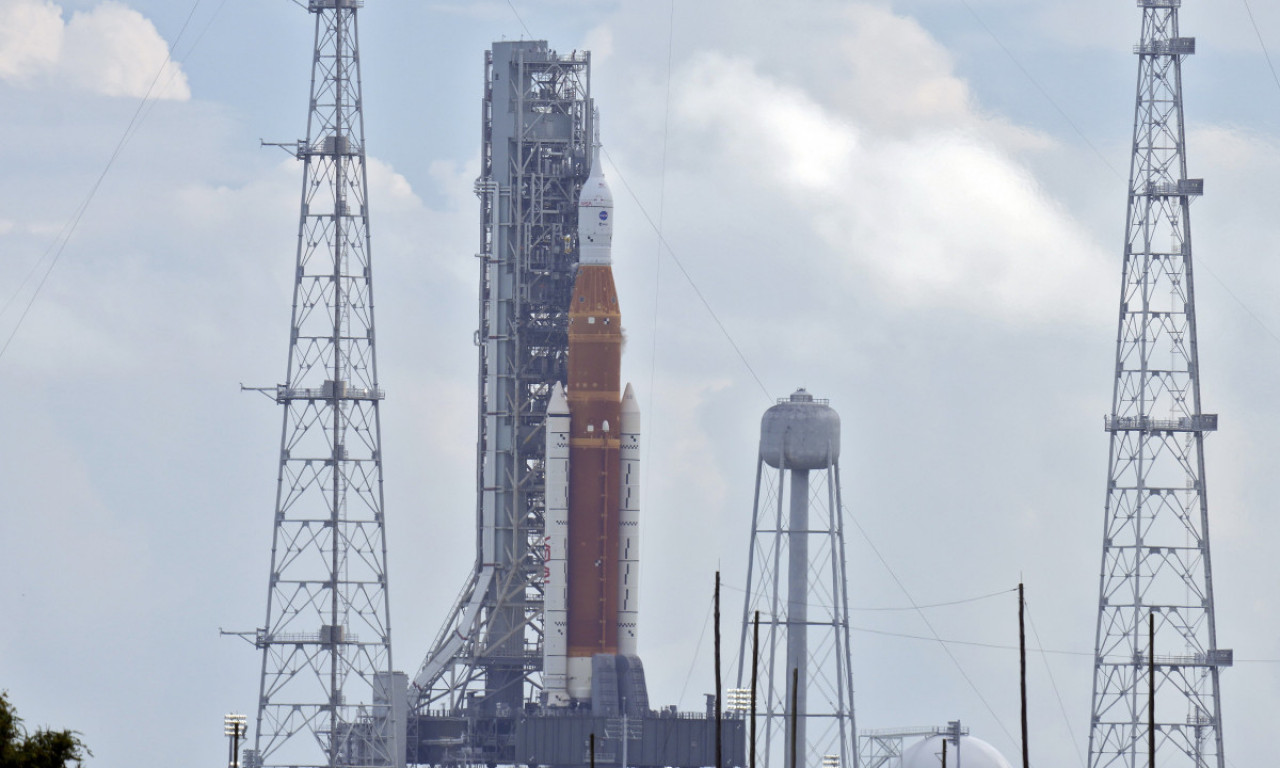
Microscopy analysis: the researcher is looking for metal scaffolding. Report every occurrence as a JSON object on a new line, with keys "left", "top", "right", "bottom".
{"left": 1088, "top": 3, "right": 1229, "bottom": 767}
{"left": 410, "top": 41, "right": 592, "bottom": 764}
{"left": 857, "top": 724, "right": 968, "bottom": 768}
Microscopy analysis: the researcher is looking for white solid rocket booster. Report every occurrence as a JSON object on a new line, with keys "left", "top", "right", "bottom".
{"left": 542, "top": 383, "right": 571, "bottom": 706}
{"left": 618, "top": 383, "right": 641, "bottom": 656}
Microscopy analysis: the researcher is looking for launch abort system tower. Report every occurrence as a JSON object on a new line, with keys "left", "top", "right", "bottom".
{"left": 246, "top": 2, "right": 398, "bottom": 767}
{"left": 1088, "top": 3, "right": 1230, "bottom": 767}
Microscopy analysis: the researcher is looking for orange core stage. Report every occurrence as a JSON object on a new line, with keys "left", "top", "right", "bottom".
{"left": 566, "top": 263, "right": 623, "bottom": 660}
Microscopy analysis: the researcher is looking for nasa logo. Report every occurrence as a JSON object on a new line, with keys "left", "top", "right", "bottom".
{"left": 599, "top": 210, "right": 608, "bottom": 221}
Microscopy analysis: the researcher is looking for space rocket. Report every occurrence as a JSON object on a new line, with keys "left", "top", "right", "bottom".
{"left": 543, "top": 126, "right": 645, "bottom": 710}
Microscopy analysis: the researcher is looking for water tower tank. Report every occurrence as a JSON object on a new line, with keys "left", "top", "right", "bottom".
{"left": 759, "top": 388, "right": 840, "bottom": 470}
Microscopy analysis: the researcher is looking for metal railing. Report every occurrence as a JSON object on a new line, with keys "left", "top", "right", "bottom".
{"left": 276, "top": 381, "right": 384, "bottom": 402}
{"left": 1134, "top": 37, "right": 1195, "bottom": 55}
{"left": 1105, "top": 414, "right": 1218, "bottom": 432}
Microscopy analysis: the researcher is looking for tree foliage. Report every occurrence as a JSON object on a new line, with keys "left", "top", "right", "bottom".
{"left": 0, "top": 692, "right": 89, "bottom": 768}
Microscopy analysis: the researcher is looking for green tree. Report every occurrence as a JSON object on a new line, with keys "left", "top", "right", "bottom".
{"left": 0, "top": 691, "right": 89, "bottom": 768}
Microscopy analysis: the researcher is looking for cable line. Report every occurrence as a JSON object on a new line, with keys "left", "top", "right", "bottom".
{"left": 721, "top": 580, "right": 1016, "bottom": 614}
{"left": 848, "top": 625, "right": 1089, "bottom": 656}
{"left": 1241, "top": 0, "right": 1280, "bottom": 96}
{"left": 844, "top": 507, "right": 1020, "bottom": 748}
{"left": 676, "top": 591, "right": 715, "bottom": 707}
{"left": 0, "top": 0, "right": 207, "bottom": 365}
{"left": 1023, "top": 599, "right": 1088, "bottom": 768}
{"left": 958, "top": 0, "right": 1122, "bottom": 179}
{"left": 603, "top": 148, "right": 773, "bottom": 402}
{"left": 504, "top": 0, "right": 533, "bottom": 40}
{"left": 643, "top": 0, "right": 676, "bottom": 497}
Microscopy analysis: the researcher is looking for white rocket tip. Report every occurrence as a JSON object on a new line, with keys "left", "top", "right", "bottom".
{"left": 548, "top": 382, "right": 569, "bottom": 415}
{"left": 620, "top": 383, "right": 641, "bottom": 436}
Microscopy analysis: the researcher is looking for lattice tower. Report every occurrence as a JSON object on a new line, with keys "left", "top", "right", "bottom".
{"left": 250, "top": 2, "right": 396, "bottom": 766}
{"left": 1088, "top": 3, "right": 1229, "bottom": 767}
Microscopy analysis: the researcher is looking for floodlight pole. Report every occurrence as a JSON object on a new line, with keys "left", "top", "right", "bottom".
{"left": 225, "top": 713, "right": 247, "bottom": 768}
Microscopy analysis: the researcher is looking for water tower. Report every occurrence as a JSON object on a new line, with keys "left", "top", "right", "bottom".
{"left": 736, "top": 389, "right": 857, "bottom": 768}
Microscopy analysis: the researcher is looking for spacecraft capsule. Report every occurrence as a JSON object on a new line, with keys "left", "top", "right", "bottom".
{"left": 578, "top": 144, "right": 613, "bottom": 266}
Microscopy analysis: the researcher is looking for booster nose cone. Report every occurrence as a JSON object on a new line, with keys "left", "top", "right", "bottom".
{"left": 620, "top": 383, "right": 640, "bottom": 426}
{"left": 548, "top": 381, "right": 570, "bottom": 415}
{"left": 578, "top": 135, "right": 614, "bottom": 265}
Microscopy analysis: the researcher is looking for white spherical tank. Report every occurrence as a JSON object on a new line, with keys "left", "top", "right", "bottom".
{"left": 900, "top": 735, "right": 1013, "bottom": 768}
{"left": 759, "top": 388, "right": 840, "bottom": 470}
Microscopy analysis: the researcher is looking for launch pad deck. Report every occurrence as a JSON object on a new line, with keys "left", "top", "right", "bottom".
{"left": 408, "top": 710, "right": 746, "bottom": 768}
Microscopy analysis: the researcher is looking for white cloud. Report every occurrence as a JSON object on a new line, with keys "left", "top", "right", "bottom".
{"left": 582, "top": 23, "right": 614, "bottom": 65}
{"left": 833, "top": 4, "right": 1053, "bottom": 153}
{"left": 0, "top": 0, "right": 189, "bottom": 99}
{"left": 671, "top": 42, "right": 1109, "bottom": 325}
{"left": 0, "top": 0, "right": 61, "bottom": 81}
{"left": 832, "top": 4, "right": 972, "bottom": 133}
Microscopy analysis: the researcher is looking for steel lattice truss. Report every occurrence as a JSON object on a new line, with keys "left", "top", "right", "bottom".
{"left": 410, "top": 43, "right": 591, "bottom": 740}
{"left": 252, "top": 3, "right": 396, "bottom": 767}
{"left": 1088, "top": 3, "right": 1228, "bottom": 768}
{"left": 736, "top": 462, "right": 857, "bottom": 768}
{"left": 857, "top": 725, "right": 967, "bottom": 768}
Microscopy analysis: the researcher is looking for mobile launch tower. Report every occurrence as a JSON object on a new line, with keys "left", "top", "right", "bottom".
{"left": 410, "top": 40, "right": 593, "bottom": 726}
{"left": 1088, "top": 3, "right": 1230, "bottom": 767}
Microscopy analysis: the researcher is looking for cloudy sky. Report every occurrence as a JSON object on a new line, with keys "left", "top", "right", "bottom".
{"left": 2, "top": 0, "right": 1280, "bottom": 766}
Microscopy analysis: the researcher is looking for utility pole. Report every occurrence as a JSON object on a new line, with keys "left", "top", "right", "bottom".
{"left": 1018, "top": 584, "right": 1027, "bottom": 768}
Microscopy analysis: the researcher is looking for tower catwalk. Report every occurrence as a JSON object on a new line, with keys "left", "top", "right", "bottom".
{"left": 409, "top": 42, "right": 591, "bottom": 762}
{"left": 249, "top": 2, "right": 397, "bottom": 767}
{"left": 1088, "top": 3, "right": 1230, "bottom": 767}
